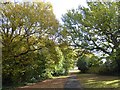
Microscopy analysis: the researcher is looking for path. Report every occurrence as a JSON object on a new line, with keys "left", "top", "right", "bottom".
{"left": 17, "top": 77, "right": 68, "bottom": 89}
{"left": 64, "top": 75, "right": 82, "bottom": 89}
{"left": 16, "top": 69, "right": 82, "bottom": 89}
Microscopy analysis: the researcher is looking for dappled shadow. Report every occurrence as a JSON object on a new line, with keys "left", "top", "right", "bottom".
{"left": 77, "top": 74, "right": 120, "bottom": 88}
{"left": 85, "top": 79, "right": 120, "bottom": 88}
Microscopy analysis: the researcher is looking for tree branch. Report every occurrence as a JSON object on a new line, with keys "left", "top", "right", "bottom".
{"left": 14, "top": 48, "right": 42, "bottom": 58}
{"left": 91, "top": 38, "right": 111, "bottom": 55}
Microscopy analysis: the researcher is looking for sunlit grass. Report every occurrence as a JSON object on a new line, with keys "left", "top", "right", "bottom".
{"left": 53, "top": 75, "right": 70, "bottom": 79}
{"left": 77, "top": 74, "right": 120, "bottom": 88}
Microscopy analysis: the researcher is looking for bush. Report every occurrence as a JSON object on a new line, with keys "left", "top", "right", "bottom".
{"left": 77, "top": 56, "right": 88, "bottom": 73}
{"left": 98, "top": 62, "right": 119, "bottom": 75}
{"left": 87, "top": 66, "right": 100, "bottom": 74}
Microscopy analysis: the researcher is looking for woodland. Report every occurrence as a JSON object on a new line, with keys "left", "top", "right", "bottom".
{"left": 0, "top": 1, "right": 120, "bottom": 87}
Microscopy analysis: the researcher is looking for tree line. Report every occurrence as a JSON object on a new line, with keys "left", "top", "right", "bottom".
{"left": 1, "top": 2, "right": 76, "bottom": 86}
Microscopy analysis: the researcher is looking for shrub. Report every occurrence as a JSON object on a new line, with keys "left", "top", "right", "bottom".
{"left": 77, "top": 56, "right": 88, "bottom": 73}
{"left": 87, "top": 66, "right": 100, "bottom": 74}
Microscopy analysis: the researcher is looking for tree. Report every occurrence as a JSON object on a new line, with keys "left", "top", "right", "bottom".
{"left": 77, "top": 54, "right": 89, "bottom": 73}
{"left": 62, "top": 2, "right": 120, "bottom": 72}
{"left": 77, "top": 52, "right": 100, "bottom": 73}
{"left": 0, "top": 2, "right": 59, "bottom": 85}
{"left": 1, "top": 2, "right": 58, "bottom": 58}
{"left": 59, "top": 42, "right": 77, "bottom": 74}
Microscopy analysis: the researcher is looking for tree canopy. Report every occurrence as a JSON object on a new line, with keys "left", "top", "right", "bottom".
{"left": 62, "top": 2, "right": 120, "bottom": 72}
{"left": 1, "top": 2, "right": 77, "bottom": 86}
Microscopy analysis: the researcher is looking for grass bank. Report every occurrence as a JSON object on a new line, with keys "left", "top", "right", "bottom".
{"left": 77, "top": 73, "right": 120, "bottom": 88}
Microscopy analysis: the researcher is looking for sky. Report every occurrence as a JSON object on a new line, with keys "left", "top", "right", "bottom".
{"left": 43, "top": 0, "right": 88, "bottom": 22}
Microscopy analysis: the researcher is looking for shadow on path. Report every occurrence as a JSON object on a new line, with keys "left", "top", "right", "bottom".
{"left": 64, "top": 75, "right": 82, "bottom": 90}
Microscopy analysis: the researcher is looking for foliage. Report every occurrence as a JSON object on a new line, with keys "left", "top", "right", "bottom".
{"left": 98, "top": 60, "right": 119, "bottom": 75}
{"left": 0, "top": 2, "right": 72, "bottom": 86}
{"left": 87, "top": 67, "right": 100, "bottom": 74}
{"left": 77, "top": 53, "right": 100, "bottom": 73}
{"left": 1, "top": 2, "right": 77, "bottom": 87}
{"left": 59, "top": 42, "right": 77, "bottom": 75}
{"left": 62, "top": 2, "right": 120, "bottom": 74}
{"left": 87, "top": 58, "right": 119, "bottom": 75}
{"left": 77, "top": 55, "right": 89, "bottom": 73}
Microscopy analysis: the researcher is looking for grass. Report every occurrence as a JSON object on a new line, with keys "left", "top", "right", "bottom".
{"left": 53, "top": 75, "right": 70, "bottom": 79}
{"left": 77, "top": 73, "right": 120, "bottom": 88}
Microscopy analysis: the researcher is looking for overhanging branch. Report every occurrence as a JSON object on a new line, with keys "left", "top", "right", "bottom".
{"left": 14, "top": 48, "right": 42, "bottom": 58}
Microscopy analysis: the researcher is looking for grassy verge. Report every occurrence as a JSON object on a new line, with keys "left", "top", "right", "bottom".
{"left": 52, "top": 75, "right": 70, "bottom": 79}
{"left": 77, "top": 73, "right": 120, "bottom": 88}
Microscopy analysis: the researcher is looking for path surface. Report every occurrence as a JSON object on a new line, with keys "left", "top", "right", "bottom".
{"left": 64, "top": 75, "right": 82, "bottom": 89}
{"left": 17, "top": 77, "right": 68, "bottom": 89}
{"left": 16, "top": 69, "right": 82, "bottom": 89}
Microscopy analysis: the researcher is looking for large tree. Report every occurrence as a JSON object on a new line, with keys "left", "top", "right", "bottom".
{"left": 0, "top": 2, "right": 59, "bottom": 85}
{"left": 62, "top": 2, "right": 120, "bottom": 71}
{"left": 0, "top": 2, "right": 58, "bottom": 57}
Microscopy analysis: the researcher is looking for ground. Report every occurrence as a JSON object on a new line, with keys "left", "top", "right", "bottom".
{"left": 17, "top": 76, "right": 69, "bottom": 89}
{"left": 14, "top": 69, "right": 120, "bottom": 89}
{"left": 77, "top": 73, "right": 120, "bottom": 88}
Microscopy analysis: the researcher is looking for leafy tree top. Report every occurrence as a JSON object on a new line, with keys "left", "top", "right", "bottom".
{"left": 62, "top": 2, "right": 120, "bottom": 56}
